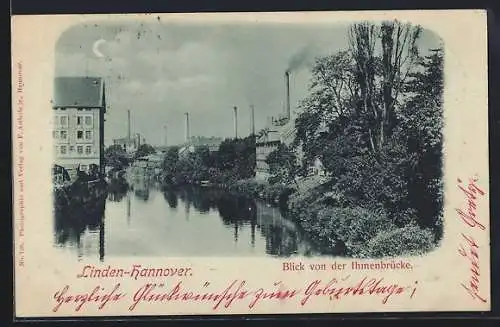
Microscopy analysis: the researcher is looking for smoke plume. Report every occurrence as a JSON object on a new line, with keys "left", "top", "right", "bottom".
{"left": 286, "top": 45, "right": 317, "bottom": 73}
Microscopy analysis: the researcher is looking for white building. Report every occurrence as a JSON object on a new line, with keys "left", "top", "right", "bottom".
{"left": 52, "top": 76, "right": 106, "bottom": 180}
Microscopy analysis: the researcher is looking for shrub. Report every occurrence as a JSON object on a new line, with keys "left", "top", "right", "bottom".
{"left": 364, "top": 224, "right": 436, "bottom": 258}
{"left": 317, "top": 206, "right": 395, "bottom": 256}
{"left": 288, "top": 190, "right": 396, "bottom": 256}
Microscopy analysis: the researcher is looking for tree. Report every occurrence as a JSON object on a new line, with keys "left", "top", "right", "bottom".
{"left": 293, "top": 21, "right": 443, "bottom": 226}
{"left": 266, "top": 143, "right": 299, "bottom": 186}
{"left": 293, "top": 50, "right": 361, "bottom": 171}
{"left": 399, "top": 48, "right": 444, "bottom": 231}
{"left": 134, "top": 143, "right": 156, "bottom": 159}
{"left": 104, "top": 144, "right": 129, "bottom": 169}
{"left": 217, "top": 136, "right": 256, "bottom": 179}
{"left": 348, "top": 20, "right": 421, "bottom": 153}
{"left": 162, "top": 146, "right": 179, "bottom": 184}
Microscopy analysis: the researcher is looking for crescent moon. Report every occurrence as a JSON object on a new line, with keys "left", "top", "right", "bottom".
{"left": 92, "top": 39, "right": 106, "bottom": 58}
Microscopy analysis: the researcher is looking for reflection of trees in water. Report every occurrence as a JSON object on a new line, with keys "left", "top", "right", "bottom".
{"left": 161, "top": 186, "right": 318, "bottom": 257}
{"left": 107, "top": 177, "right": 129, "bottom": 202}
{"left": 256, "top": 205, "right": 319, "bottom": 257}
{"left": 53, "top": 197, "right": 106, "bottom": 261}
{"left": 163, "top": 189, "right": 178, "bottom": 209}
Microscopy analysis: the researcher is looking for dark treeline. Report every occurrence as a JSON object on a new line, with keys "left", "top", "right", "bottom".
{"left": 161, "top": 136, "right": 256, "bottom": 186}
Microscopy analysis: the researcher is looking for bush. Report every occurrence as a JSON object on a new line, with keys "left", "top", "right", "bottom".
{"left": 364, "top": 224, "right": 436, "bottom": 258}
{"left": 316, "top": 206, "right": 395, "bottom": 256}
{"left": 288, "top": 188, "right": 397, "bottom": 256}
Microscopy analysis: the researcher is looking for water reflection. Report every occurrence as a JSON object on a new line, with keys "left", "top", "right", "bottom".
{"left": 53, "top": 193, "right": 106, "bottom": 261}
{"left": 54, "top": 174, "right": 320, "bottom": 259}
{"left": 107, "top": 176, "right": 129, "bottom": 202}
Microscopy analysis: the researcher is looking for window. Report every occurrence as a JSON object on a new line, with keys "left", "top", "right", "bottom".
{"left": 85, "top": 116, "right": 92, "bottom": 126}
{"left": 60, "top": 130, "right": 67, "bottom": 140}
{"left": 77, "top": 146, "right": 83, "bottom": 154}
{"left": 60, "top": 145, "right": 67, "bottom": 154}
{"left": 69, "top": 146, "right": 74, "bottom": 152}
{"left": 85, "top": 146, "right": 92, "bottom": 155}
{"left": 85, "top": 131, "right": 92, "bottom": 140}
{"left": 60, "top": 116, "right": 68, "bottom": 126}
{"left": 77, "top": 116, "right": 83, "bottom": 125}
{"left": 77, "top": 131, "right": 83, "bottom": 139}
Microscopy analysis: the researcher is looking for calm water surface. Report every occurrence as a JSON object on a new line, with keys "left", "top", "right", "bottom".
{"left": 54, "top": 174, "right": 320, "bottom": 260}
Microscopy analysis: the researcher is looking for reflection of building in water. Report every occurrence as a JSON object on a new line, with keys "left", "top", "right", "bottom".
{"left": 54, "top": 198, "right": 106, "bottom": 261}
{"left": 234, "top": 223, "right": 239, "bottom": 243}
{"left": 127, "top": 192, "right": 131, "bottom": 226}
{"left": 99, "top": 213, "right": 105, "bottom": 261}
{"left": 132, "top": 174, "right": 150, "bottom": 201}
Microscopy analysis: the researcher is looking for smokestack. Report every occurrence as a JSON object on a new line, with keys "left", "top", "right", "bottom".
{"left": 285, "top": 71, "right": 291, "bottom": 120}
{"left": 127, "top": 110, "right": 131, "bottom": 141}
{"left": 250, "top": 105, "right": 255, "bottom": 136}
{"left": 233, "top": 106, "right": 238, "bottom": 138}
{"left": 184, "top": 112, "right": 190, "bottom": 143}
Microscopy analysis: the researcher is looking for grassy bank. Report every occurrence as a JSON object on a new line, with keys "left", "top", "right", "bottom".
{"left": 286, "top": 183, "right": 438, "bottom": 258}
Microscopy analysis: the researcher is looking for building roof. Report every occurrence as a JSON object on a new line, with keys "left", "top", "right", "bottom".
{"left": 113, "top": 137, "right": 135, "bottom": 144}
{"left": 189, "top": 136, "right": 223, "bottom": 147}
{"left": 53, "top": 76, "right": 106, "bottom": 110}
{"left": 256, "top": 129, "right": 281, "bottom": 144}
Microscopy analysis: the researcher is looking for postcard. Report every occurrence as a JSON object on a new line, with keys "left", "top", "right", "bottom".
{"left": 11, "top": 10, "right": 490, "bottom": 317}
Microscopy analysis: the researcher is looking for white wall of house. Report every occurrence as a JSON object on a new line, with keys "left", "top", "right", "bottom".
{"left": 53, "top": 107, "right": 102, "bottom": 173}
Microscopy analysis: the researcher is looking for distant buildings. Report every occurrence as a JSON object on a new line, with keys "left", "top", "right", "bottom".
{"left": 178, "top": 136, "right": 223, "bottom": 158}
{"left": 254, "top": 112, "right": 297, "bottom": 181}
{"left": 113, "top": 133, "right": 142, "bottom": 155}
{"left": 112, "top": 109, "right": 143, "bottom": 155}
{"left": 254, "top": 113, "right": 325, "bottom": 181}
{"left": 255, "top": 127, "right": 281, "bottom": 181}
{"left": 131, "top": 152, "right": 164, "bottom": 177}
{"left": 52, "top": 76, "right": 106, "bottom": 179}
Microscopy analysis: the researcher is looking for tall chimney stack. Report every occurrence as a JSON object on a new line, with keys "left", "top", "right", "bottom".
{"left": 250, "top": 105, "right": 255, "bottom": 136}
{"left": 127, "top": 110, "right": 131, "bottom": 141}
{"left": 285, "top": 71, "right": 291, "bottom": 120}
{"left": 184, "top": 112, "right": 190, "bottom": 143}
{"left": 233, "top": 106, "right": 238, "bottom": 138}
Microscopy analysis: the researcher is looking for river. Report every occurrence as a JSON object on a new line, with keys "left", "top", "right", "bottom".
{"left": 53, "top": 174, "right": 321, "bottom": 260}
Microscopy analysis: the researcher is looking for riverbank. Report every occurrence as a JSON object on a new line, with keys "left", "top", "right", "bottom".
{"left": 159, "top": 162, "right": 438, "bottom": 259}
{"left": 168, "top": 177, "right": 437, "bottom": 258}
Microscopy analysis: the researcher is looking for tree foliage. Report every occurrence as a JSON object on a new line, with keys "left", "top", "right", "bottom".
{"left": 160, "top": 136, "right": 256, "bottom": 186}
{"left": 104, "top": 144, "right": 129, "bottom": 169}
{"left": 266, "top": 143, "right": 299, "bottom": 185}
{"left": 134, "top": 143, "right": 156, "bottom": 159}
